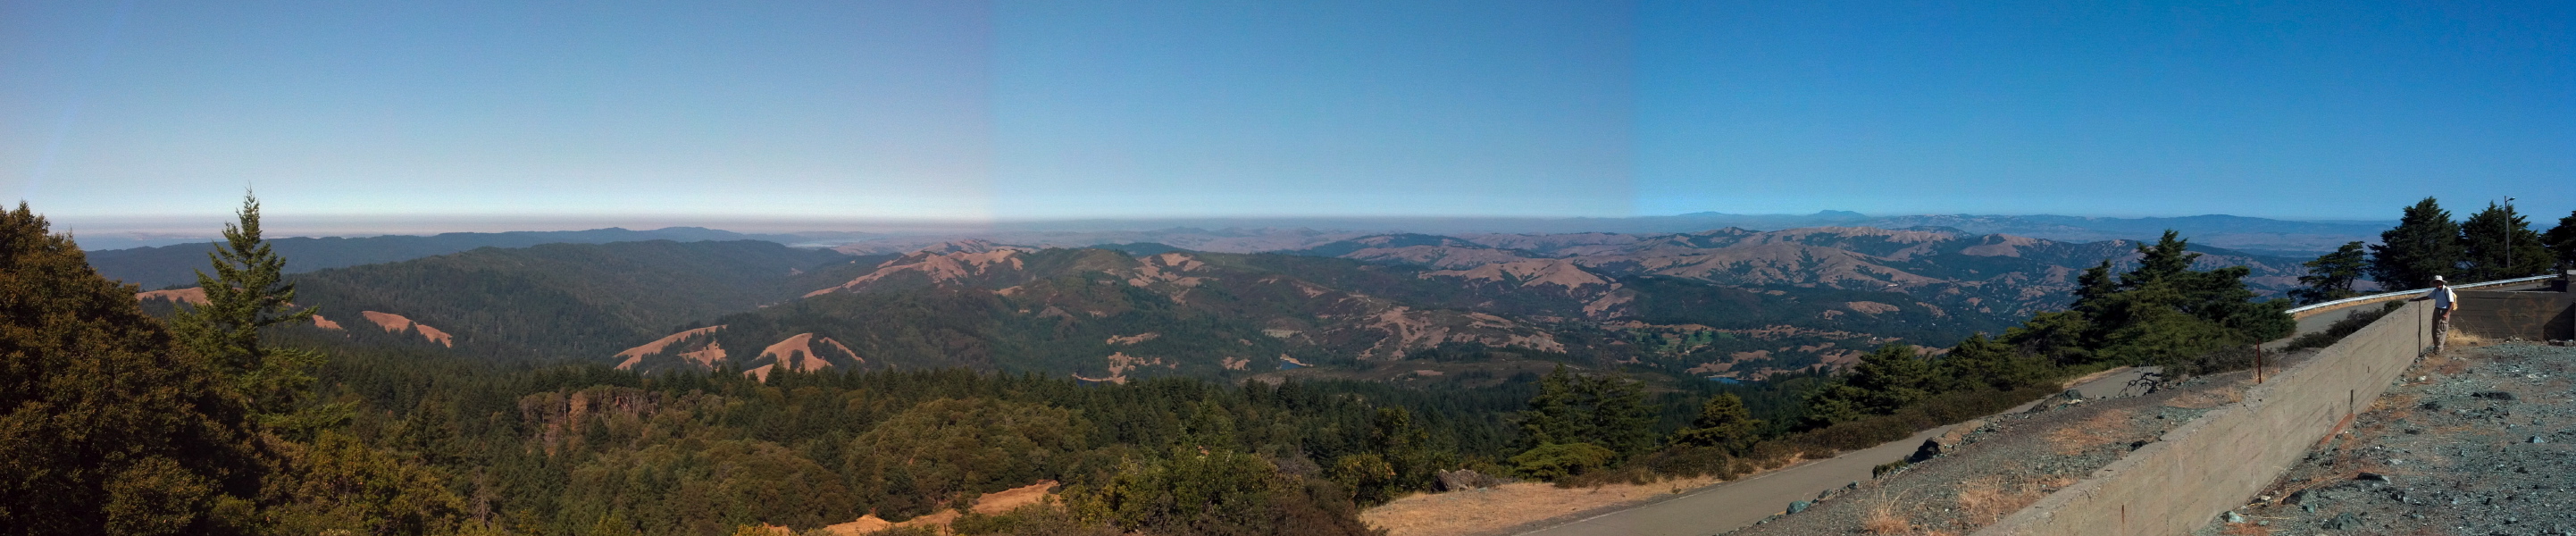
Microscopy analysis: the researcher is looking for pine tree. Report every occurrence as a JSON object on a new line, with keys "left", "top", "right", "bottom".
{"left": 1337, "top": 407, "right": 1436, "bottom": 504}
{"left": 0, "top": 203, "right": 264, "bottom": 535}
{"left": 2459, "top": 202, "right": 2552, "bottom": 281}
{"left": 1799, "top": 343, "right": 1936, "bottom": 428}
{"left": 2548, "top": 210, "right": 2576, "bottom": 266}
{"left": 2019, "top": 231, "right": 2287, "bottom": 369}
{"left": 2120, "top": 232, "right": 2199, "bottom": 289}
{"left": 170, "top": 192, "right": 327, "bottom": 421}
{"left": 1669, "top": 394, "right": 1762, "bottom": 454}
{"left": 1843, "top": 343, "right": 1933, "bottom": 412}
{"left": 1938, "top": 332, "right": 2041, "bottom": 391}
{"left": 1514, "top": 366, "right": 1655, "bottom": 456}
{"left": 1517, "top": 365, "right": 1582, "bottom": 448}
{"left": 1366, "top": 407, "right": 1434, "bottom": 490}
{"left": 1577, "top": 373, "right": 1658, "bottom": 456}
{"left": 2289, "top": 242, "right": 2369, "bottom": 305}
{"left": 2368, "top": 197, "right": 2463, "bottom": 289}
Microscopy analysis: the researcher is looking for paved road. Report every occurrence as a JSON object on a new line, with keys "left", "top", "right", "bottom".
{"left": 1514, "top": 368, "right": 2153, "bottom": 536}
{"left": 1516, "top": 281, "right": 2559, "bottom": 536}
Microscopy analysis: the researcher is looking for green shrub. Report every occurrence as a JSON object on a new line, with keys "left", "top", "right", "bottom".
{"left": 1326, "top": 453, "right": 1395, "bottom": 505}
{"left": 1510, "top": 443, "right": 1617, "bottom": 482}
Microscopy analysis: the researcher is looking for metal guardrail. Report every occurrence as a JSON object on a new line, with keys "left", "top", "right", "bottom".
{"left": 2283, "top": 273, "right": 2562, "bottom": 316}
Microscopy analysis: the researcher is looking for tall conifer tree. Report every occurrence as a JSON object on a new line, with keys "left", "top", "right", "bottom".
{"left": 2548, "top": 210, "right": 2576, "bottom": 266}
{"left": 171, "top": 192, "right": 326, "bottom": 420}
{"left": 2460, "top": 202, "right": 2552, "bottom": 281}
{"left": 2290, "top": 241, "right": 2369, "bottom": 305}
{"left": 0, "top": 203, "right": 263, "bottom": 535}
{"left": 2368, "top": 197, "right": 2463, "bottom": 289}
{"left": 1669, "top": 394, "right": 1761, "bottom": 455}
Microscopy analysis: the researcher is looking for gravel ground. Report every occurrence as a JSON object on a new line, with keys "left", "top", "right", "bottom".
{"left": 1727, "top": 356, "right": 2309, "bottom": 536}
{"left": 2195, "top": 342, "right": 2576, "bottom": 536}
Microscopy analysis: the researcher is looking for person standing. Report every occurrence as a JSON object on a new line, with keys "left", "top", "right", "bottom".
{"left": 2412, "top": 275, "right": 2461, "bottom": 352}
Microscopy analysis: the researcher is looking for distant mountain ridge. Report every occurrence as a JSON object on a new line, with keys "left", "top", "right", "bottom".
{"left": 1286, "top": 226, "right": 2309, "bottom": 322}
{"left": 83, "top": 212, "right": 2381, "bottom": 290}
{"left": 114, "top": 220, "right": 2314, "bottom": 389}
{"left": 812, "top": 212, "right": 2388, "bottom": 256}
{"left": 616, "top": 242, "right": 1969, "bottom": 382}
{"left": 87, "top": 226, "right": 805, "bottom": 289}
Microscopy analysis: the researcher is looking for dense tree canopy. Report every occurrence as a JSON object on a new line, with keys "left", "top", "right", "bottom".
{"left": 2370, "top": 197, "right": 2465, "bottom": 289}
{"left": 2290, "top": 241, "right": 2369, "bottom": 305}
{"left": 0, "top": 203, "right": 263, "bottom": 535}
{"left": 10, "top": 192, "right": 2350, "bottom": 536}
{"left": 2548, "top": 210, "right": 2576, "bottom": 267}
{"left": 2459, "top": 202, "right": 2554, "bottom": 281}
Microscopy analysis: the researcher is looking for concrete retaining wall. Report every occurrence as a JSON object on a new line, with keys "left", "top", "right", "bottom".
{"left": 2452, "top": 290, "right": 2575, "bottom": 341}
{"left": 1974, "top": 302, "right": 2432, "bottom": 536}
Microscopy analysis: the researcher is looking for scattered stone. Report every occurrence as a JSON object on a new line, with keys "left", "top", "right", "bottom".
{"left": 2202, "top": 345, "right": 2576, "bottom": 536}
{"left": 1911, "top": 418, "right": 1986, "bottom": 462}
{"left": 2224, "top": 511, "right": 2245, "bottom": 523}
{"left": 1786, "top": 500, "right": 1810, "bottom": 515}
{"left": 2320, "top": 512, "right": 2362, "bottom": 530}
{"left": 1433, "top": 469, "right": 1503, "bottom": 491}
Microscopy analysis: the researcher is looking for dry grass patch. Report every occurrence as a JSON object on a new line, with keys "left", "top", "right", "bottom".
{"left": 2218, "top": 522, "right": 2273, "bottom": 535}
{"left": 2045, "top": 409, "right": 2135, "bottom": 455}
{"left": 1951, "top": 476, "right": 2046, "bottom": 527}
{"left": 1861, "top": 498, "right": 1916, "bottom": 535}
{"left": 2445, "top": 331, "right": 2495, "bottom": 348}
{"left": 1857, "top": 490, "right": 1956, "bottom": 535}
{"left": 1359, "top": 476, "right": 1719, "bottom": 536}
{"left": 2415, "top": 350, "right": 2472, "bottom": 376}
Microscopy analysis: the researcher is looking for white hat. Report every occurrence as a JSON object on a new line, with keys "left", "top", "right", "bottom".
{"left": 2432, "top": 275, "right": 2446, "bottom": 282}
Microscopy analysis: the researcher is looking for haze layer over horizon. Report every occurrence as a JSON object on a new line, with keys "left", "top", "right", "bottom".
{"left": 7, "top": 1, "right": 2569, "bottom": 225}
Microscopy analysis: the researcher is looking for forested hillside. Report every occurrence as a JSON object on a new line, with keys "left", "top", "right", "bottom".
{"left": 13, "top": 198, "right": 2312, "bottom": 536}
{"left": 1290, "top": 226, "right": 2308, "bottom": 319}
{"left": 110, "top": 222, "right": 2308, "bottom": 389}
{"left": 282, "top": 240, "right": 889, "bottom": 358}
{"left": 607, "top": 243, "right": 1997, "bottom": 383}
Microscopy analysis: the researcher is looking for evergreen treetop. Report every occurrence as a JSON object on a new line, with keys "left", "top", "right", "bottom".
{"left": 171, "top": 192, "right": 326, "bottom": 418}
{"left": 2547, "top": 210, "right": 2576, "bottom": 266}
{"left": 2290, "top": 241, "right": 2369, "bottom": 305}
{"left": 0, "top": 203, "right": 266, "bottom": 535}
{"left": 2459, "top": 201, "right": 2552, "bottom": 281}
{"left": 1669, "top": 393, "right": 1761, "bottom": 454}
{"left": 2368, "top": 197, "right": 2463, "bottom": 289}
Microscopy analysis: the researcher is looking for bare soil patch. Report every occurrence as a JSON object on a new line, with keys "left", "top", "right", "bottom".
{"left": 1359, "top": 476, "right": 1721, "bottom": 536}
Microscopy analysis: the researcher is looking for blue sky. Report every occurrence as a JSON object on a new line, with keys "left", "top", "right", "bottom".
{"left": 4, "top": 0, "right": 2569, "bottom": 229}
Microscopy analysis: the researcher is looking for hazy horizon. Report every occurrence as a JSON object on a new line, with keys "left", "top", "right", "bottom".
{"left": 55, "top": 208, "right": 2413, "bottom": 253}
{"left": 10, "top": 2, "right": 2571, "bottom": 225}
